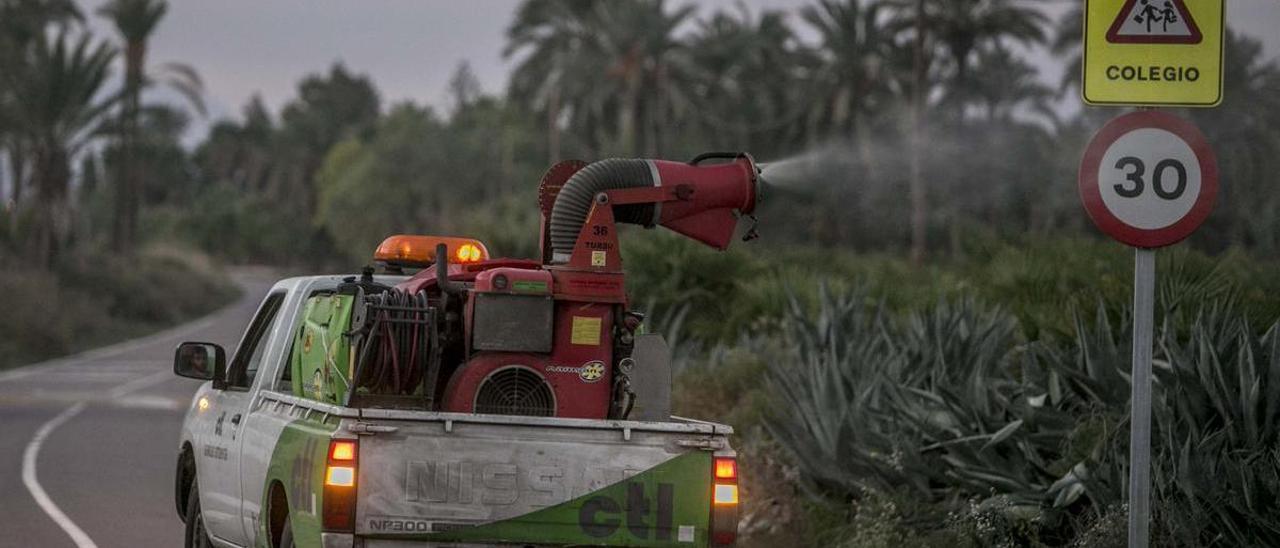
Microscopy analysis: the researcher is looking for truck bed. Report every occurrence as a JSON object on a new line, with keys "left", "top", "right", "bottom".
{"left": 257, "top": 391, "right": 735, "bottom": 547}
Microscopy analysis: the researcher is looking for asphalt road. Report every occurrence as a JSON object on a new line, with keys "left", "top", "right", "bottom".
{"left": 0, "top": 270, "right": 276, "bottom": 548}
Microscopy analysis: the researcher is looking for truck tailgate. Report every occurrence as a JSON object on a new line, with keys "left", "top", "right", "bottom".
{"left": 353, "top": 413, "right": 727, "bottom": 546}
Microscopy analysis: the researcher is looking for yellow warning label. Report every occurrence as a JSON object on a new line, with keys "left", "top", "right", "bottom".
{"left": 570, "top": 316, "right": 602, "bottom": 345}
{"left": 1083, "top": 0, "right": 1224, "bottom": 107}
{"left": 591, "top": 250, "right": 607, "bottom": 267}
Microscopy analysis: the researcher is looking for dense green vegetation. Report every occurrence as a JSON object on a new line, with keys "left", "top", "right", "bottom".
{"left": 661, "top": 238, "right": 1280, "bottom": 546}
{"left": 3, "top": 0, "right": 1280, "bottom": 545}
{"left": 8, "top": 0, "right": 1276, "bottom": 271}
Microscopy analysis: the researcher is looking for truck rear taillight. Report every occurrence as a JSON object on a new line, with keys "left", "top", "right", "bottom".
{"left": 710, "top": 456, "right": 738, "bottom": 545}
{"left": 323, "top": 439, "right": 358, "bottom": 532}
{"left": 714, "top": 484, "right": 739, "bottom": 505}
{"left": 714, "top": 458, "right": 738, "bottom": 480}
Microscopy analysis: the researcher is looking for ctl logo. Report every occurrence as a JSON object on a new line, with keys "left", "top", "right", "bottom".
{"left": 578, "top": 482, "right": 676, "bottom": 540}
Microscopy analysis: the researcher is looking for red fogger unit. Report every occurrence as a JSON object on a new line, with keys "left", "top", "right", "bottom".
{"left": 381, "top": 153, "right": 761, "bottom": 419}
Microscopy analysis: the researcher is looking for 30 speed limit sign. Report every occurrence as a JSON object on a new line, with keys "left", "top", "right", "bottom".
{"left": 1079, "top": 111, "right": 1218, "bottom": 248}
{"left": 1077, "top": 87, "right": 1220, "bottom": 548}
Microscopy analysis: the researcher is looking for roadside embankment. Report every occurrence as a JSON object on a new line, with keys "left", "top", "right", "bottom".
{"left": 0, "top": 243, "right": 243, "bottom": 371}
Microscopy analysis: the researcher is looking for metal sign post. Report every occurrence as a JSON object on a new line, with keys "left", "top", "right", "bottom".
{"left": 1079, "top": 111, "right": 1218, "bottom": 547}
{"left": 1128, "top": 248, "right": 1155, "bottom": 547}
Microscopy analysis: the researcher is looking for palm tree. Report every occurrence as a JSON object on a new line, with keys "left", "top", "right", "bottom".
{"left": 98, "top": 0, "right": 203, "bottom": 252}
{"left": 799, "top": 0, "right": 900, "bottom": 154}
{"left": 591, "top": 0, "right": 696, "bottom": 156}
{"left": 688, "top": 6, "right": 811, "bottom": 152}
{"left": 0, "top": 0, "right": 82, "bottom": 220}
{"left": 504, "top": 0, "right": 600, "bottom": 162}
{"left": 963, "top": 46, "right": 1054, "bottom": 123}
{"left": 883, "top": 0, "right": 1049, "bottom": 264}
{"left": 506, "top": 0, "right": 695, "bottom": 157}
{"left": 887, "top": 0, "right": 1050, "bottom": 113}
{"left": 1049, "top": 5, "right": 1083, "bottom": 95}
{"left": 2, "top": 31, "right": 117, "bottom": 266}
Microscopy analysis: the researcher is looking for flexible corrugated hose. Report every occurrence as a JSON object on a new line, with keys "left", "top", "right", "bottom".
{"left": 548, "top": 158, "right": 657, "bottom": 261}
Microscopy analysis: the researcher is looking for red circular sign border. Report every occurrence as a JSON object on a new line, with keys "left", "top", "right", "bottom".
{"left": 1079, "top": 111, "right": 1218, "bottom": 248}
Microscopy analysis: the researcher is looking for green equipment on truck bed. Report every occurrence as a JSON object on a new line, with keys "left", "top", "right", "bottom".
{"left": 291, "top": 292, "right": 355, "bottom": 404}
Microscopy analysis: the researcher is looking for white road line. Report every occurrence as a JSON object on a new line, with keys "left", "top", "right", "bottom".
{"left": 19, "top": 368, "right": 187, "bottom": 548}
{"left": 107, "top": 370, "right": 174, "bottom": 399}
{"left": 8, "top": 271, "right": 268, "bottom": 547}
{"left": 22, "top": 403, "right": 98, "bottom": 548}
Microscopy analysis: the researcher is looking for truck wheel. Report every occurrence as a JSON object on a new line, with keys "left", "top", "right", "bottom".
{"left": 279, "top": 516, "right": 295, "bottom": 548}
{"left": 184, "top": 480, "right": 213, "bottom": 548}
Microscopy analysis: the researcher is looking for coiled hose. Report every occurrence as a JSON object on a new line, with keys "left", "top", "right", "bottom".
{"left": 350, "top": 289, "right": 433, "bottom": 396}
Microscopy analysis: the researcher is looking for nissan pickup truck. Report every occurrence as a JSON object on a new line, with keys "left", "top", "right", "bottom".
{"left": 173, "top": 152, "right": 764, "bottom": 547}
{"left": 172, "top": 273, "right": 740, "bottom": 548}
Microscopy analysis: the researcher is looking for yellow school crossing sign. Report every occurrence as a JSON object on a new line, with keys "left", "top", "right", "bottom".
{"left": 1083, "top": 0, "right": 1224, "bottom": 107}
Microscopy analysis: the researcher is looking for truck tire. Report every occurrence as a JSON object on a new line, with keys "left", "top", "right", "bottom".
{"left": 184, "top": 480, "right": 213, "bottom": 548}
{"left": 279, "top": 516, "right": 295, "bottom": 548}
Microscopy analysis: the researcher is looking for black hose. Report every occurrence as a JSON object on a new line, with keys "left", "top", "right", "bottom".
{"left": 347, "top": 288, "right": 436, "bottom": 399}
{"left": 547, "top": 158, "right": 657, "bottom": 261}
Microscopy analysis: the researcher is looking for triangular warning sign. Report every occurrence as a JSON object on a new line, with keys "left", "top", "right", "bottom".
{"left": 1106, "top": 0, "right": 1202, "bottom": 44}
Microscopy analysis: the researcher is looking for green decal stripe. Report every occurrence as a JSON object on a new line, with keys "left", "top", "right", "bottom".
{"left": 368, "top": 452, "right": 712, "bottom": 546}
{"left": 259, "top": 416, "right": 339, "bottom": 548}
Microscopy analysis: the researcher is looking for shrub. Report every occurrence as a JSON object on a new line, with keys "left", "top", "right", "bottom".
{"left": 0, "top": 243, "right": 240, "bottom": 370}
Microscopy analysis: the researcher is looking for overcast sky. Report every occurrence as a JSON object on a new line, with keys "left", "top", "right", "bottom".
{"left": 75, "top": 0, "right": 1280, "bottom": 141}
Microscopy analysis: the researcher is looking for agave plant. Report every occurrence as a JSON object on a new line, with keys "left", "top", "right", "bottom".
{"left": 1152, "top": 311, "right": 1280, "bottom": 545}
{"left": 767, "top": 280, "right": 1280, "bottom": 546}
{"left": 765, "top": 290, "right": 1069, "bottom": 522}
{"left": 765, "top": 285, "right": 901, "bottom": 499}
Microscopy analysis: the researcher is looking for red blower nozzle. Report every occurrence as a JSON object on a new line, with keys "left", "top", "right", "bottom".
{"left": 542, "top": 152, "right": 761, "bottom": 263}
{"left": 651, "top": 154, "right": 759, "bottom": 250}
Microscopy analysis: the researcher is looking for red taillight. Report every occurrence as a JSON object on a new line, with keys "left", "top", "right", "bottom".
{"left": 330, "top": 440, "right": 356, "bottom": 462}
{"left": 714, "top": 457, "right": 737, "bottom": 480}
{"left": 322, "top": 439, "right": 357, "bottom": 532}
{"left": 710, "top": 456, "right": 738, "bottom": 545}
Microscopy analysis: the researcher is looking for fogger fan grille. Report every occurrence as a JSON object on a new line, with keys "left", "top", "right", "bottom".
{"left": 473, "top": 366, "right": 555, "bottom": 416}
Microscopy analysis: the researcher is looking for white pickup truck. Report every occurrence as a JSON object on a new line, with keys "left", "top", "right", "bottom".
{"left": 172, "top": 274, "right": 740, "bottom": 548}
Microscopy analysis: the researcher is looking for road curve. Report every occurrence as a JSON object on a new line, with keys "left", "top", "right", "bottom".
{"left": 0, "top": 269, "right": 276, "bottom": 548}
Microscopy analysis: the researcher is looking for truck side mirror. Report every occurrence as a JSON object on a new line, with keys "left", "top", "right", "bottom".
{"left": 174, "top": 342, "right": 226, "bottom": 388}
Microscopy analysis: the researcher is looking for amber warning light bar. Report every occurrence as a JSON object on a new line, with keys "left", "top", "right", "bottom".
{"left": 373, "top": 235, "right": 489, "bottom": 269}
